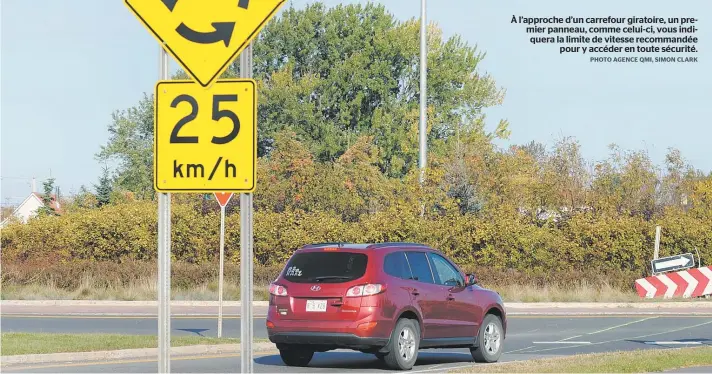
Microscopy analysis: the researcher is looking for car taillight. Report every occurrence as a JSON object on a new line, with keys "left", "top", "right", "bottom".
{"left": 346, "top": 284, "right": 385, "bottom": 297}
{"left": 269, "top": 283, "right": 288, "bottom": 297}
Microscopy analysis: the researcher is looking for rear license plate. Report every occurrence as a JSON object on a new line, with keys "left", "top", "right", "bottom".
{"left": 306, "top": 299, "right": 327, "bottom": 312}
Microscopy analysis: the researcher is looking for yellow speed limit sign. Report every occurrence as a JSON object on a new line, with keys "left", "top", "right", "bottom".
{"left": 153, "top": 79, "right": 256, "bottom": 193}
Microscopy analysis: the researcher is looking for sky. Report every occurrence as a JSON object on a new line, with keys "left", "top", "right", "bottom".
{"left": 1, "top": 0, "right": 710, "bottom": 206}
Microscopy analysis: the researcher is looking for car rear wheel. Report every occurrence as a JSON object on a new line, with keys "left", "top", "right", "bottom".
{"left": 279, "top": 345, "right": 314, "bottom": 367}
{"left": 383, "top": 318, "right": 420, "bottom": 370}
{"left": 471, "top": 314, "right": 503, "bottom": 363}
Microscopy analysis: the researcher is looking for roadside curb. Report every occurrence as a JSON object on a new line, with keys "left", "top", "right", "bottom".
{"left": 0, "top": 342, "right": 276, "bottom": 367}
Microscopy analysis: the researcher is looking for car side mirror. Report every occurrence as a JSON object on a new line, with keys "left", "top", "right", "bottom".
{"left": 466, "top": 273, "right": 478, "bottom": 286}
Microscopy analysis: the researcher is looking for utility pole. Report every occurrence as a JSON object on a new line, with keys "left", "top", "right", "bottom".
{"left": 418, "top": 0, "right": 427, "bottom": 185}
{"left": 418, "top": 0, "right": 428, "bottom": 217}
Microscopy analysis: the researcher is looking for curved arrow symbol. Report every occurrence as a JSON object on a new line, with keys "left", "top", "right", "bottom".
{"left": 162, "top": 0, "right": 249, "bottom": 11}
{"left": 176, "top": 22, "right": 235, "bottom": 47}
{"left": 161, "top": 0, "right": 178, "bottom": 12}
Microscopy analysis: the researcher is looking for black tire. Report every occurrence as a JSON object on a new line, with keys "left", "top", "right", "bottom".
{"left": 383, "top": 318, "right": 420, "bottom": 370}
{"left": 279, "top": 346, "right": 314, "bottom": 367}
{"left": 471, "top": 314, "right": 504, "bottom": 363}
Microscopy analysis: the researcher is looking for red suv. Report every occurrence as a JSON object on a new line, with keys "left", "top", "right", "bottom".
{"left": 266, "top": 242, "right": 507, "bottom": 370}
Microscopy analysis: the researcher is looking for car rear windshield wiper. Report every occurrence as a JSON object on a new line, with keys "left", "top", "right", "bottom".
{"left": 310, "top": 275, "right": 352, "bottom": 282}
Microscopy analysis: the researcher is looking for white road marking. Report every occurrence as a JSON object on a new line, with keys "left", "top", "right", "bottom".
{"left": 644, "top": 341, "right": 703, "bottom": 345}
{"left": 554, "top": 316, "right": 658, "bottom": 343}
{"left": 412, "top": 363, "right": 477, "bottom": 373}
{"left": 505, "top": 345, "right": 535, "bottom": 353}
{"left": 585, "top": 316, "right": 659, "bottom": 335}
{"left": 532, "top": 341, "right": 591, "bottom": 344}
{"left": 413, "top": 363, "right": 447, "bottom": 372}
{"left": 523, "top": 319, "right": 712, "bottom": 354}
{"left": 412, "top": 358, "right": 534, "bottom": 373}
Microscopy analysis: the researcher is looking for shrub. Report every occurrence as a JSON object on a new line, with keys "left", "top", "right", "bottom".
{"left": 3, "top": 198, "right": 710, "bottom": 281}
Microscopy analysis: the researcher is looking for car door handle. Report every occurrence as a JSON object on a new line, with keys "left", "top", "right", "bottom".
{"left": 447, "top": 294, "right": 455, "bottom": 301}
{"left": 412, "top": 289, "right": 420, "bottom": 296}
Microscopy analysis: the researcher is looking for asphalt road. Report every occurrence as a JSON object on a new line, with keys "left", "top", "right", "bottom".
{"left": 3, "top": 314, "right": 712, "bottom": 373}
{"left": 1, "top": 314, "right": 265, "bottom": 339}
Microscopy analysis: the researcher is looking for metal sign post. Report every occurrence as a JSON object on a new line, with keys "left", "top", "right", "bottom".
{"left": 653, "top": 225, "right": 661, "bottom": 260}
{"left": 214, "top": 192, "right": 233, "bottom": 338}
{"left": 157, "top": 46, "right": 171, "bottom": 374}
{"left": 218, "top": 203, "right": 226, "bottom": 338}
{"left": 240, "top": 43, "right": 255, "bottom": 374}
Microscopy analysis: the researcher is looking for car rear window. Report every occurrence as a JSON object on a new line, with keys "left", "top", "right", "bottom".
{"left": 282, "top": 251, "right": 368, "bottom": 283}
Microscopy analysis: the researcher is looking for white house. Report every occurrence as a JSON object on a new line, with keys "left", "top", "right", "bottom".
{"left": 0, "top": 192, "right": 61, "bottom": 227}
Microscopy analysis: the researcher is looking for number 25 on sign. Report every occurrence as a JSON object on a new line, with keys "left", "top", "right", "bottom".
{"left": 154, "top": 79, "right": 256, "bottom": 193}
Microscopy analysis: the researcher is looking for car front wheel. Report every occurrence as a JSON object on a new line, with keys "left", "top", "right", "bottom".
{"left": 471, "top": 314, "right": 503, "bottom": 363}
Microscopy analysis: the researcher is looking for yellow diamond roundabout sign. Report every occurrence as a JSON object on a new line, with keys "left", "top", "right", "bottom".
{"left": 125, "top": 0, "right": 285, "bottom": 88}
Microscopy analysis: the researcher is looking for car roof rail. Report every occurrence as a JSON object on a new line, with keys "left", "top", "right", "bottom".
{"left": 300, "top": 242, "right": 378, "bottom": 249}
{"left": 368, "top": 242, "right": 431, "bottom": 249}
{"left": 301, "top": 242, "right": 349, "bottom": 248}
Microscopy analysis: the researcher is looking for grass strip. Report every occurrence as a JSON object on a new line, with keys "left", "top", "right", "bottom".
{"left": 2, "top": 282, "right": 652, "bottom": 302}
{"left": 1, "top": 333, "right": 260, "bottom": 356}
{"left": 452, "top": 346, "right": 712, "bottom": 373}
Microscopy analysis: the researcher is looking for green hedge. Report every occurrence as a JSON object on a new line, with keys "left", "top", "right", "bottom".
{"left": 2, "top": 200, "right": 710, "bottom": 280}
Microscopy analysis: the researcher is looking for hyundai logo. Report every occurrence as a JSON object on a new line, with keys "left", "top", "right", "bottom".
{"left": 310, "top": 285, "right": 321, "bottom": 291}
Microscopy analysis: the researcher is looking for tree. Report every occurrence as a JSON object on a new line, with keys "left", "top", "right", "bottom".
{"left": 591, "top": 145, "right": 659, "bottom": 219}
{"left": 1, "top": 205, "right": 16, "bottom": 221}
{"left": 73, "top": 185, "right": 99, "bottom": 209}
{"left": 96, "top": 94, "right": 154, "bottom": 200}
{"left": 544, "top": 136, "right": 590, "bottom": 211}
{"left": 657, "top": 147, "right": 703, "bottom": 210}
{"left": 94, "top": 166, "right": 113, "bottom": 207}
{"left": 36, "top": 178, "right": 58, "bottom": 217}
{"left": 252, "top": 3, "right": 508, "bottom": 175}
{"left": 520, "top": 141, "right": 547, "bottom": 164}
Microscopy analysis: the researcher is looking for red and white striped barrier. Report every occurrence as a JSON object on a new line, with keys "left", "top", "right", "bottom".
{"left": 635, "top": 266, "right": 712, "bottom": 299}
